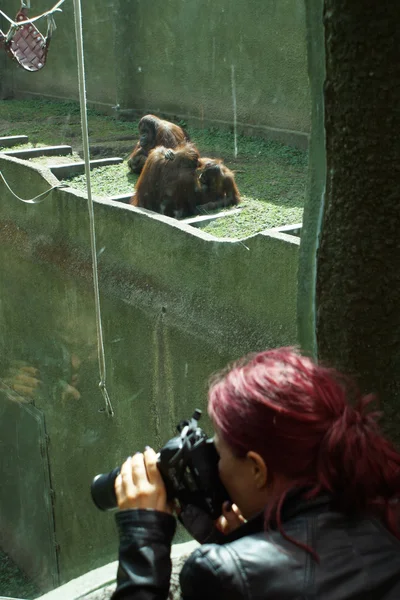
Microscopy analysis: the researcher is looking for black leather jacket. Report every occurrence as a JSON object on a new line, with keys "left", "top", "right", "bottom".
{"left": 111, "top": 492, "right": 400, "bottom": 599}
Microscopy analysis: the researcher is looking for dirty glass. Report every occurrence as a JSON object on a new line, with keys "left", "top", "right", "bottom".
{"left": 0, "top": 0, "right": 310, "bottom": 597}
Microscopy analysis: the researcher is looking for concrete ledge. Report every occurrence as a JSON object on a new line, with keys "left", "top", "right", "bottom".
{"left": 108, "top": 193, "right": 132, "bottom": 204}
{"left": 270, "top": 223, "right": 302, "bottom": 237}
{"left": 2, "top": 146, "right": 72, "bottom": 159}
{"left": 184, "top": 207, "right": 243, "bottom": 228}
{"left": 35, "top": 541, "right": 198, "bottom": 600}
{"left": 49, "top": 158, "right": 123, "bottom": 179}
{"left": 88, "top": 193, "right": 244, "bottom": 227}
{"left": 0, "top": 135, "right": 29, "bottom": 147}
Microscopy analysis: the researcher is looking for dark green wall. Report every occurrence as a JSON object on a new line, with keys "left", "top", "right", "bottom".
{"left": 115, "top": 0, "right": 310, "bottom": 136}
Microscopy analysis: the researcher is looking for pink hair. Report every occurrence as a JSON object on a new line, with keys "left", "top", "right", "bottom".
{"left": 208, "top": 347, "right": 400, "bottom": 559}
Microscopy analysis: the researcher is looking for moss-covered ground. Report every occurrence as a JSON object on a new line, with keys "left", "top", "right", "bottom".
{"left": 0, "top": 98, "right": 308, "bottom": 238}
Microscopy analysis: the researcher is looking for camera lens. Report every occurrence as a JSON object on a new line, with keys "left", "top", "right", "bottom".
{"left": 90, "top": 467, "right": 121, "bottom": 511}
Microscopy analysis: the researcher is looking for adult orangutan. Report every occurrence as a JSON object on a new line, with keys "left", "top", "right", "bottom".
{"left": 127, "top": 115, "right": 190, "bottom": 174}
{"left": 196, "top": 158, "right": 241, "bottom": 212}
{"left": 130, "top": 143, "right": 201, "bottom": 218}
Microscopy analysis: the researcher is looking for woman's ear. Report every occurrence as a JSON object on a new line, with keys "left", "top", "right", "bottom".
{"left": 246, "top": 451, "right": 268, "bottom": 489}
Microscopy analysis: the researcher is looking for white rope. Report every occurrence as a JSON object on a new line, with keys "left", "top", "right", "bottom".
{"left": 72, "top": 0, "right": 114, "bottom": 416}
{"left": 0, "top": 0, "right": 65, "bottom": 27}
{"left": 0, "top": 170, "right": 67, "bottom": 203}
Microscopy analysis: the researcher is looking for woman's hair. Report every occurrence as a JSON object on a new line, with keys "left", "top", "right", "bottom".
{"left": 208, "top": 347, "right": 400, "bottom": 557}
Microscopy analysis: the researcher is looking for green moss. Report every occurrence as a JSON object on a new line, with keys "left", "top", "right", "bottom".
{"left": 203, "top": 199, "right": 303, "bottom": 239}
{"left": 28, "top": 153, "right": 84, "bottom": 166}
{"left": 64, "top": 163, "right": 137, "bottom": 197}
{"left": 0, "top": 98, "right": 308, "bottom": 238}
{"left": 0, "top": 98, "right": 138, "bottom": 146}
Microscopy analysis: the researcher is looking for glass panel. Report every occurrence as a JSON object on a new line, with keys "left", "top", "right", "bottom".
{"left": 0, "top": 0, "right": 310, "bottom": 596}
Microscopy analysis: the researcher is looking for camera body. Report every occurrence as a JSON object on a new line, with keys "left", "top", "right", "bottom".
{"left": 91, "top": 409, "right": 230, "bottom": 519}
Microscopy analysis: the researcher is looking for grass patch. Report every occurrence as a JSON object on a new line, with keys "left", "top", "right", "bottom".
{"left": 203, "top": 199, "right": 303, "bottom": 239}
{"left": 64, "top": 163, "right": 136, "bottom": 197}
{"left": 28, "top": 153, "right": 84, "bottom": 166}
{"left": 0, "top": 98, "right": 308, "bottom": 238}
{"left": 0, "top": 98, "right": 138, "bottom": 146}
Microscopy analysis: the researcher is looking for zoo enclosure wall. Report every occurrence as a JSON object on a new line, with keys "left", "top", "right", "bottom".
{"left": 0, "top": 0, "right": 310, "bottom": 148}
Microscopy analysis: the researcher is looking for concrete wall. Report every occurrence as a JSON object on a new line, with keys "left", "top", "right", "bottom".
{"left": 297, "top": 0, "right": 326, "bottom": 355}
{"left": 1, "top": 0, "right": 310, "bottom": 144}
{"left": 0, "top": 153, "right": 299, "bottom": 590}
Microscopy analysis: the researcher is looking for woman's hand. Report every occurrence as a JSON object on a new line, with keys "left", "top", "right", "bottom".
{"left": 114, "top": 447, "right": 172, "bottom": 514}
{"left": 2, "top": 361, "right": 41, "bottom": 403}
{"left": 215, "top": 501, "right": 246, "bottom": 535}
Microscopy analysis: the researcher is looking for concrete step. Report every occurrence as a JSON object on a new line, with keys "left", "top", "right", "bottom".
{"left": 109, "top": 193, "right": 132, "bottom": 204}
{"left": 184, "top": 206, "right": 243, "bottom": 228}
{"left": 49, "top": 157, "right": 123, "bottom": 179}
{"left": 0, "top": 134, "right": 29, "bottom": 147}
{"left": 270, "top": 223, "right": 302, "bottom": 237}
{"left": 2, "top": 145, "right": 72, "bottom": 159}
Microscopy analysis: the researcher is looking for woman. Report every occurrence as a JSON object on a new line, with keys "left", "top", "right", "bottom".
{"left": 111, "top": 347, "right": 400, "bottom": 599}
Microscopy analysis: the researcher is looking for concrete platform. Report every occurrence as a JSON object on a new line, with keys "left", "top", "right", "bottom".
{"left": 2, "top": 146, "right": 72, "bottom": 159}
{"left": 108, "top": 193, "right": 132, "bottom": 204}
{"left": 35, "top": 540, "right": 198, "bottom": 600}
{"left": 49, "top": 158, "right": 123, "bottom": 179}
{"left": 0, "top": 135, "right": 29, "bottom": 147}
{"left": 184, "top": 206, "right": 243, "bottom": 228}
{"left": 270, "top": 223, "right": 302, "bottom": 237}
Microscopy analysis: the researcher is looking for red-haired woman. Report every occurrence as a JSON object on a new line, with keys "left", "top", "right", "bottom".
{"left": 112, "top": 348, "right": 400, "bottom": 599}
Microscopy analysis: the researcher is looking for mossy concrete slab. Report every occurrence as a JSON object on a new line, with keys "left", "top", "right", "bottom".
{"left": 2, "top": 146, "right": 72, "bottom": 160}
{"left": 49, "top": 158, "right": 123, "bottom": 179}
{"left": 0, "top": 135, "right": 29, "bottom": 147}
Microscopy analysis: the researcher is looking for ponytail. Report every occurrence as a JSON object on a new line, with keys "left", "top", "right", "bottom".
{"left": 317, "top": 393, "right": 400, "bottom": 531}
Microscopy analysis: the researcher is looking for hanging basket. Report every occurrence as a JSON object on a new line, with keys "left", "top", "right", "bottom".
{"left": 4, "top": 7, "right": 51, "bottom": 72}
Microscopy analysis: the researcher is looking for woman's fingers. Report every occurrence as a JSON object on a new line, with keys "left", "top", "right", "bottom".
{"left": 131, "top": 452, "right": 148, "bottom": 487}
{"left": 117, "top": 457, "right": 136, "bottom": 508}
{"left": 226, "top": 502, "right": 246, "bottom": 526}
{"left": 115, "top": 457, "right": 135, "bottom": 510}
{"left": 114, "top": 450, "right": 171, "bottom": 514}
{"left": 144, "top": 447, "right": 162, "bottom": 484}
{"left": 216, "top": 502, "right": 245, "bottom": 534}
{"left": 144, "top": 447, "right": 171, "bottom": 513}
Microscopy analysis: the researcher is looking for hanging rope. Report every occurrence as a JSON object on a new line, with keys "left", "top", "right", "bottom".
{"left": 72, "top": 0, "right": 114, "bottom": 417}
{"left": 0, "top": 0, "right": 114, "bottom": 414}
{"left": 0, "top": 170, "right": 68, "bottom": 203}
{"left": 0, "top": 0, "right": 65, "bottom": 28}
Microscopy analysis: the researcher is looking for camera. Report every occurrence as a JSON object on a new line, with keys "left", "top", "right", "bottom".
{"left": 91, "top": 409, "right": 230, "bottom": 519}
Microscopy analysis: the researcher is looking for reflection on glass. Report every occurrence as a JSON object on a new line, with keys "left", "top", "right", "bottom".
{"left": 0, "top": 0, "right": 310, "bottom": 596}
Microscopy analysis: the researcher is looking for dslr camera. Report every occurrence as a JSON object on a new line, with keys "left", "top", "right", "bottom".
{"left": 91, "top": 409, "right": 229, "bottom": 519}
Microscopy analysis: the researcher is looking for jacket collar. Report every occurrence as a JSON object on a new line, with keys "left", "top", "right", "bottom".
{"left": 222, "top": 488, "right": 332, "bottom": 544}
